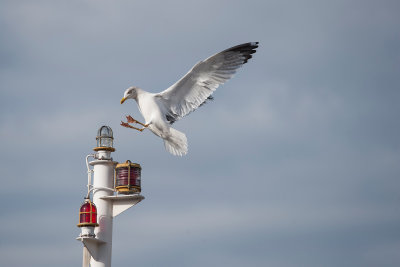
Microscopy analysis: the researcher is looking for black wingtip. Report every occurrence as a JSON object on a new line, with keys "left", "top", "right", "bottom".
{"left": 223, "top": 42, "right": 259, "bottom": 64}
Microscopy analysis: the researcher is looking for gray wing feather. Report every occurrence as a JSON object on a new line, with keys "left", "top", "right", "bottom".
{"left": 156, "top": 42, "right": 259, "bottom": 124}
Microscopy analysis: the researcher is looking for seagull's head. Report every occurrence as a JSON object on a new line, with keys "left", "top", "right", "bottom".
{"left": 120, "top": 86, "right": 138, "bottom": 104}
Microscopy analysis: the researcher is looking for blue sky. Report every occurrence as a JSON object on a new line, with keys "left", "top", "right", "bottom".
{"left": 1, "top": 1, "right": 400, "bottom": 266}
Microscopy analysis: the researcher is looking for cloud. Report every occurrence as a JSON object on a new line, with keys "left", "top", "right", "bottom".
{"left": 1, "top": 0, "right": 400, "bottom": 266}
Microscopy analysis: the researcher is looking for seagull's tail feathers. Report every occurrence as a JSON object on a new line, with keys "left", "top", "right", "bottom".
{"left": 164, "top": 128, "right": 188, "bottom": 156}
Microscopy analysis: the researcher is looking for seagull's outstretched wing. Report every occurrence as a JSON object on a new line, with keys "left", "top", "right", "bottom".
{"left": 156, "top": 42, "right": 259, "bottom": 124}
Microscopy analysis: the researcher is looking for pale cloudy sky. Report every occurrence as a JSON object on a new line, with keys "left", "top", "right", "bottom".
{"left": 1, "top": 1, "right": 400, "bottom": 266}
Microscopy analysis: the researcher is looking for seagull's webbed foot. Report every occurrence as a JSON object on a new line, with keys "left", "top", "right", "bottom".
{"left": 121, "top": 115, "right": 149, "bottom": 132}
{"left": 126, "top": 115, "right": 149, "bottom": 127}
{"left": 121, "top": 121, "right": 144, "bottom": 131}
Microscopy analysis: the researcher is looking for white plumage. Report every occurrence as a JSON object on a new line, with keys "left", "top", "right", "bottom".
{"left": 120, "top": 42, "right": 259, "bottom": 156}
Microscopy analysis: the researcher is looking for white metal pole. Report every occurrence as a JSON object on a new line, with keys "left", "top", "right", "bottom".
{"left": 83, "top": 247, "right": 90, "bottom": 267}
{"left": 89, "top": 150, "right": 116, "bottom": 267}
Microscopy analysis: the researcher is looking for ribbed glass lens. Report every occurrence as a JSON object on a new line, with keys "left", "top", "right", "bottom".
{"left": 116, "top": 167, "right": 141, "bottom": 187}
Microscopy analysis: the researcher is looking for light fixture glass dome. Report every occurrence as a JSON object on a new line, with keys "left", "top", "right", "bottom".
{"left": 77, "top": 198, "right": 99, "bottom": 227}
{"left": 95, "top": 125, "right": 114, "bottom": 150}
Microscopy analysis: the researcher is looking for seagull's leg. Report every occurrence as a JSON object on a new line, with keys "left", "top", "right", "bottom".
{"left": 126, "top": 115, "right": 149, "bottom": 128}
{"left": 121, "top": 115, "right": 150, "bottom": 132}
{"left": 120, "top": 121, "right": 146, "bottom": 132}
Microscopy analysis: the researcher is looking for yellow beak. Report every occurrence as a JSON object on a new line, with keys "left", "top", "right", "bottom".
{"left": 120, "top": 97, "right": 127, "bottom": 104}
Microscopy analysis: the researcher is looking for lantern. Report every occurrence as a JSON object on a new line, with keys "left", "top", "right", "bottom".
{"left": 94, "top": 125, "right": 115, "bottom": 152}
{"left": 115, "top": 160, "right": 141, "bottom": 194}
{"left": 77, "top": 198, "right": 99, "bottom": 237}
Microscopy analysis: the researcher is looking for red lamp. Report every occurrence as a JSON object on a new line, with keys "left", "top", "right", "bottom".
{"left": 115, "top": 160, "right": 141, "bottom": 194}
{"left": 77, "top": 198, "right": 98, "bottom": 237}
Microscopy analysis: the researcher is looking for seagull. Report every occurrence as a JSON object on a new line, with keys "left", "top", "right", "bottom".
{"left": 120, "top": 42, "right": 259, "bottom": 156}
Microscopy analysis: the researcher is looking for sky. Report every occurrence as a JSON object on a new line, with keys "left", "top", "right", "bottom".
{"left": 1, "top": 0, "right": 400, "bottom": 266}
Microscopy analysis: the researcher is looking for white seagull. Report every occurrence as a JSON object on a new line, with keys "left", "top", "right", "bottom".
{"left": 120, "top": 42, "right": 259, "bottom": 156}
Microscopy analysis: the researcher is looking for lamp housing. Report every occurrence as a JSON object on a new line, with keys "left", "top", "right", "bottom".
{"left": 94, "top": 125, "right": 115, "bottom": 152}
{"left": 77, "top": 198, "right": 99, "bottom": 227}
{"left": 115, "top": 160, "right": 141, "bottom": 194}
